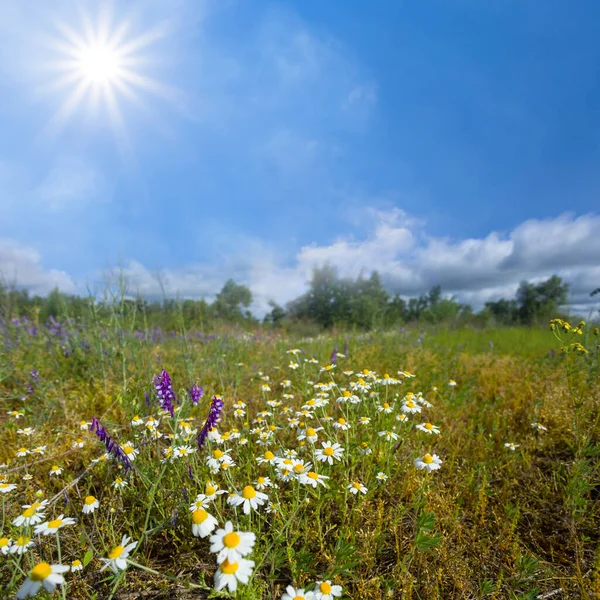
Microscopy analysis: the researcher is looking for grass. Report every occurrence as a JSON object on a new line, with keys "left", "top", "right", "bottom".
{"left": 0, "top": 314, "right": 599, "bottom": 599}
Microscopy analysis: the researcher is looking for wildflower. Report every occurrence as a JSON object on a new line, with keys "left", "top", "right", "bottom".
{"left": 34, "top": 515, "right": 76, "bottom": 536}
{"left": 22, "top": 474, "right": 33, "bottom": 481}
{"left": 120, "top": 442, "right": 139, "bottom": 461}
{"left": 0, "top": 536, "right": 10, "bottom": 555}
{"left": 100, "top": 535, "right": 137, "bottom": 573}
{"left": 333, "top": 417, "right": 350, "bottom": 431}
{"left": 32, "top": 446, "right": 47, "bottom": 455}
{"left": 398, "top": 370, "right": 415, "bottom": 379}
{"left": 72, "top": 438, "right": 86, "bottom": 448}
{"left": 254, "top": 476, "right": 273, "bottom": 490}
{"left": 396, "top": 414, "right": 409, "bottom": 423}
{"left": 297, "top": 427, "right": 322, "bottom": 443}
{"left": 414, "top": 453, "right": 443, "bottom": 472}
{"left": 281, "top": 379, "right": 292, "bottom": 388}
{"left": 10, "top": 535, "right": 35, "bottom": 554}
{"left": 209, "top": 521, "right": 256, "bottom": 564}
{"left": 347, "top": 481, "right": 368, "bottom": 495}
{"left": 13, "top": 506, "right": 45, "bottom": 527}
{"left": 173, "top": 445, "right": 195, "bottom": 459}
{"left": 189, "top": 384, "right": 204, "bottom": 405}
{"left": 377, "top": 402, "right": 394, "bottom": 413}
{"left": 113, "top": 477, "right": 128, "bottom": 490}
{"left": 80, "top": 420, "right": 92, "bottom": 430}
{"left": 204, "top": 482, "right": 227, "bottom": 501}
{"left": 504, "top": 442, "right": 519, "bottom": 451}
{"left": 89, "top": 418, "right": 132, "bottom": 471}
{"left": 228, "top": 485, "right": 268, "bottom": 514}
{"left": 131, "top": 415, "right": 144, "bottom": 427}
{"left": 70, "top": 559, "right": 83, "bottom": 572}
{"left": 314, "top": 580, "right": 343, "bottom": 599}
{"left": 49, "top": 465, "right": 63, "bottom": 476}
{"left": 191, "top": 508, "right": 218, "bottom": 538}
{"left": 17, "top": 448, "right": 30, "bottom": 457}
{"left": 214, "top": 557, "right": 255, "bottom": 593}
{"left": 7, "top": 410, "right": 24, "bottom": 418}
{"left": 282, "top": 586, "right": 315, "bottom": 600}
{"left": 0, "top": 482, "right": 17, "bottom": 494}
{"left": 448, "top": 379, "right": 457, "bottom": 387}
{"left": 416, "top": 423, "right": 440, "bottom": 435}
{"left": 289, "top": 362, "right": 300, "bottom": 370}
{"left": 401, "top": 399, "right": 421, "bottom": 414}
{"left": 376, "top": 472, "right": 388, "bottom": 481}
{"left": 154, "top": 369, "right": 177, "bottom": 417}
{"left": 207, "top": 448, "right": 232, "bottom": 471}
{"left": 17, "top": 427, "right": 35, "bottom": 436}
{"left": 299, "top": 471, "right": 329, "bottom": 488}
{"left": 16, "top": 563, "right": 69, "bottom": 599}
{"left": 315, "top": 441, "right": 345, "bottom": 465}
{"left": 82, "top": 495, "right": 99, "bottom": 514}
{"left": 358, "top": 442, "right": 372, "bottom": 455}
{"left": 197, "top": 396, "right": 225, "bottom": 449}
{"left": 358, "top": 416, "right": 371, "bottom": 425}
{"left": 531, "top": 422, "right": 548, "bottom": 432}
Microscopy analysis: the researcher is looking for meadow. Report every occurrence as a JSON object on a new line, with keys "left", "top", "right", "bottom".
{"left": 0, "top": 314, "right": 599, "bottom": 599}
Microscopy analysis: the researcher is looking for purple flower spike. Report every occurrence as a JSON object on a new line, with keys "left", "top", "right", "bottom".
{"left": 153, "top": 369, "right": 176, "bottom": 417}
{"left": 189, "top": 385, "right": 204, "bottom": 405}
{"left": 89, "top": 417, "right": 132, "bottom": 471}
{"left": 196, "top": 395, "right": 224, "bottom": 449}
{"left": 330, "top": 346, "right": 338, "bottom": 364}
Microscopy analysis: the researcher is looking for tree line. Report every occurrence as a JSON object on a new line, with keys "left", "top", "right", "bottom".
{"left": 0, "top": 266, "right": 585, "bottom": 331}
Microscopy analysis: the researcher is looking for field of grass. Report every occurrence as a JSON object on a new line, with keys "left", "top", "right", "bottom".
{"left": 0, "top": 316, "right": 599, "bottom": 599}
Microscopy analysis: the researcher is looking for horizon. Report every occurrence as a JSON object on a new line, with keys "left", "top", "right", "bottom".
{"left": 1, "top": 1, "right": 600, "bottom": 318}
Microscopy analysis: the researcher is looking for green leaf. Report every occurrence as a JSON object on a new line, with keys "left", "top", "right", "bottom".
{"left": 83, "top": 549, "right": 94, "bottom": 567}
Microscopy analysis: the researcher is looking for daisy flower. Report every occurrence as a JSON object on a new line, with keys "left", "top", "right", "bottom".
{"left": 49, "top": 465, "right": 63, "bottom": 476}
{"left": 100, "top": 535, "right": 137, "bottom": 573}
{"left": 80, "top": 420, "right": 92, "bottom": 430}
{"left": 414, "top": 453, "right": 443, "bottom": 472}
{"left": 32, "top": 446, "right": 47, "bottom": 455}
{"left": 358, "top": 416, "right": 371, "bottom": 426}
{"left": 315, "top": 441, "right": 345, "bottom": 465}
{"left": 10, "top": 536, "right": 35, "bottom": 555}
{"left": 82, "top": 495, "right": 99, "bottom": 514}
{"left": 378, "top": 430, "right": 399, "bottom": 442}
{"left": 314, "top": 580, "right": 343, "bottom": 599}
{"left": 504, "top": 442, "right": 519, "bottom": 451}
{"left": 0, "top": 482, "right": 17, "bottom": 494}
{"left": 214, "top": 557, "right": 255, "bottom": 593}
{"left": 131, "top": 415, "right": 144, "bottom": 427}
{"left": 376, "top": 472, "right": 388, "bottom": 481}
{"left": 377, "top": 402, "right": 394, "bottom": 413}
{"left": 34, "top": 515, "right": 76, "bottom": 536}
{"left": 191, "top": 508, "right": 218, "bottom": 538}
{"left": 209, "top": 521, "right": 256, "bottom": 564}
{"left": 227, "top": 486, "right": 268, "bottom": 514}
{"left": 120, "top": 442, "right": 139, "bottom": 461}
{"left": 113, "top": 477, "right": 128, "bottom": 489}
{"left": 70, "top": 559, "right": 83, "bottom": 572}
{"left": 401, "top": 399, "right": 421, "bottom": 414}
{"left": 16, "top": 563, "right": 69, "bottom": 599}
{"left": 16, "top": 448, "right": 30, "bottom": 457}
{"left": 358, "top": 442, "right": 372, "bottom": 455}
{"left": 416, "top": 423, "right": 440, "bottom": 435}
{"left": 17, "top": 427, "right": 35, "bottom": 436}
{"left": 396, "top": 414, "right": 409, "bottom": 423}
{"left": 333, "top": 418, "right": 350, "bottom": 431}
{"left": 448, "top": 379, "right": 457, "bottom": 387}
{"left": 531, "top": 422, "right": 548, "bottom": 432}
{"left": 299, "top": 471, "right": 329, "bottom": 488}
{"left": 72, "top": 438, "right": 86, "bottom": 449}
{"left": 398, "top": 370, "right": 416, "bottom": 378}
{"left": 297, "top": 427, "right": 322, "bottom": 443}
{"left": 204, "top": 482, "right": 227, "bottom": 501}
{"left": 13, "top": 506, "right": 45, "bottom": 527}
{"left": 1, "top": 536, "right": 11, "bottom": 555}
{"left": 282, "top": 586, "right": 315, "bottom": 600}
{"left": 347, "top": 481, "right": 368, "bottom": 495}
{"left": 173, "top": 445, "right": 195, "bottom": 459}
{"left": 254, "top": 476, "right": 273, "bottom": 490}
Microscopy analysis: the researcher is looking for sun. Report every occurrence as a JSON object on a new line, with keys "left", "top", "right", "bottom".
{"left": 41, "top": 6, "right": 179, "bottom": 150}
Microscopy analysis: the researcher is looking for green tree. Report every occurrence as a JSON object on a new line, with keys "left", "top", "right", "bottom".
{"left": 213, "top": 279, "right": 253, "bottom": 321}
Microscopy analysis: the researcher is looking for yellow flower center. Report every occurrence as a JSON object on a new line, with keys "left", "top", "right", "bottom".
{"left": 109, "top": 545, "right": 124, "bottom": 559}
{"left": 406, "top": 400, "right": 415, "bottom": 408}
{"left": 283, "top": 459, "right": 293, "bottom": 465}
{"left": 306, "top": 428, "right": 316, "bottom": 436}
{"left": 192, "top": 509, "right": 208, "bottom": 524}
{"left": 307, "top": 472, "right": 319, "bottom": 480}
{"left": 323, "top": 447, "right": 335, "bottom": 456}
{"left": 425, "top": 423, "right": 433, "bottom": 430}
{"left": 257, "top": 477, "right": 265, "bottom": 485}
{"left": 269, "top": 425, "right": 277, "bottom": 431}
{"left": 383, "top": 403, "right": 390, "bottom": 409}
{"left": 320, "top": 582, "right": 333, "bottom": 594}
{"left": 423, "top": 454, "right": 434, "bottom": 464}
{"left": 205, "top": 485, "right": 216, "bottom": 496}
{"left": 72, "top": 560, "right": 82, "bottom": 567}
{"left": 16, "top": 536, "right": 31, "bottom": 546}
{"left": 242, "top": 486, "right": 257, "bottom": 499}
{"left": 352, "top": 482, "right": 362, "bottom": 489}
{"left": 30, "top": 562, "right": 52, "bottom": 582}
{"left": 223, "top": 531, "right": 241, "bottom": 548}
{"left": 52, "top": 466, "right": 60, "bottom": 471}
{"left": 48, "top": 519, "right": 63, "bottom": 529}
{"left": 0, "top": 537, "right": 9, "bottom": 547}
{"left": 293, "top": 464, "right": 305, "bottom": 473}
{"left": 361, "top": 442, "right": 369, "bottom": 448}
{"left": 337, "top": 418, "right": 346, "bottom": 425}
{"left": 123, "top": 445, "right": 133, "bottom": 454}
{"left": 384, "top": 373, "right": 390, "bottom": 378}
{"left": 84, "top": 495, "right": 96, "bottom": 505}
{"left": 80, "top": 420, "right": 88, "bottom": 426}
{"left": 220, "top": 559, "right": 239, "bottom": 574}
{"left": 18, "top": 447, "right": 27, "bottom": 453}
{"left": 343, "top": 390, "right": 351, "bottom": 397}
{"left": 0, "top": 484, "right": 10, "bottom": 489}
{"left": 22, "top": 507, "right": 36, "bottom": 518}
{"left": 294, "top": 596, "right": 304, "bottom": 600}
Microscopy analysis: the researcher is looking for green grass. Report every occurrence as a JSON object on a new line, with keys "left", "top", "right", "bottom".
{"left": 0, "top": 318, "right": 599, "bottom": 599}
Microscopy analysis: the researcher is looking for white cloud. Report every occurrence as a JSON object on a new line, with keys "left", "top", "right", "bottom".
{"left": 0, "top": 239, "right": 76, "bottom": 295}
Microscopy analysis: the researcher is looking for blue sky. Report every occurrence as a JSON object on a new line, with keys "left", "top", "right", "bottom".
{"left": 1, "top": 0, "right": 599, "bottom": 314}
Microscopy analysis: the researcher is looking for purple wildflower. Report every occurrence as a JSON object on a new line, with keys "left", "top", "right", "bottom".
{"left": 196, "top": 395, "right": 224, "bottom": 449}
{"left": 30, "top": 370, "right": 39, "bottom": 381}
{"left": 153, "top": 369, "right": 176, "bottom": 417}
{"left": 330, "top": 346, "right": 338, "bottom": 364}
{"left": 189, "top": 385, "right": 204, "bottom": 405}
{"left": 89, "top": 417, "right": 132, "bottom": 471}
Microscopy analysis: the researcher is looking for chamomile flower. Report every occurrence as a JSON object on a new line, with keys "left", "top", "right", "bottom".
{"left": 504, "top": 442, "right": 519, "bottom": 451}
{"left": 0, "top": 536, "right": 11, "bottom": 555}
{"left": 358, "top": 442, "right": 372, "bottom": 455}
{"left": 297, "top": 427, "right": 322, "bottom": 443}
{"left": 49, "top": 465, "right": 63, "bottom": 476}
{"left": 17, "top": 427, "right": 35, "bottom": 436}
{"left": 0, "top": 482, "right": 17, "bottom": 494}
{"left": 376, "top": 472, "right": 388, "bottom": 481}
{"left": 113, "top": 477, "right": 128, "bottom": 490}
{"left": 16, "top": 448, "right": 30, "bottom": 457}
{"left": 401, "top": 399, "right": 421, "bottom": 414}
{"left": 10, "top": 536, "right": 35, "bottom": 554}
{"left": 378, "top": 430, "right": 399, "bottom": 441}
{"left": 347, "top": 481, "right": 368, "bottom": 495}
{"left": 314, "top": 580, "right": 343, "bottom": 599}
{"left": 100, "top": 535, "right": 137, "bottom": 573}
{"left": 377, "top": 402, "right": 394, "bottom": 413}
{"left": 358, "top": 416, "right": 371, "bottom": 425}
{"left": 256, "top": 450, "right": 277, "bottom": 465}
{"left": 13, "top": 506, "right": 45, "bottom": 527}
{"left": 228, "top": 485, "right": 268, "bottom": 514}
{"left": 531, "top": 422, "right": 548, "bottom": 432}
{"left": 82, "top": 495, "right": 99, "bottom": 514}
{"left": 282, "top": 586, "right": 315, "bottom": 600}
{"left": 209, "top": 521, "right": 256, "bottom": 564}
{"left": 70, "top": 559, "right": 83, "bottom": 572}
{"left": 416, "top": 423, "right": 440, "bottom": 435}
{"left": 254, "top": 476, "right": 274, "bottom": 490}
{"left": 333, "top": 417, "right": 350, "bottom": 431}
{"left": 299, "top": 471, "right": 329, "bottom": 488}
{"left": 448, "top": 379, "right": 457, "bottom": 387}
{"left": 315, "top": 441, "right": 345, "bottom": 465}
{"left": 191, "top": 508, "right": 218, "bottom": 538}
{"left": 414, "top": 453, "right": 442, "bottom": 472}
{"left": 396, "top": 414, "right": 409, "bottom": 423}
{"left": 32, "top": 446, "right": 47, "bottom": 455}
{"left": 398, "top": 370, "right": 416, "bottom": 379}
{"left": 120, "top": 442, "right": 138, "bottom": 461}
{"left": 214, "top": 557, "right": 255, "bottom": 593}
{"left": 204, "top": 482, "right": 227, "bottom": 501}
{"left": 131, "top": 415, "right": 144, "bottom": 427}
{"left": 16, "top": 562, "right": 69, "bottom": 599}
{"left": 173, "top": 445, "right": 195, "bottom": 459}
{"left": 72, "top": 438, "right": 86, "bottom": 448}
{"left": 34, "top": 515, "right": 76, "bottom": 536}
